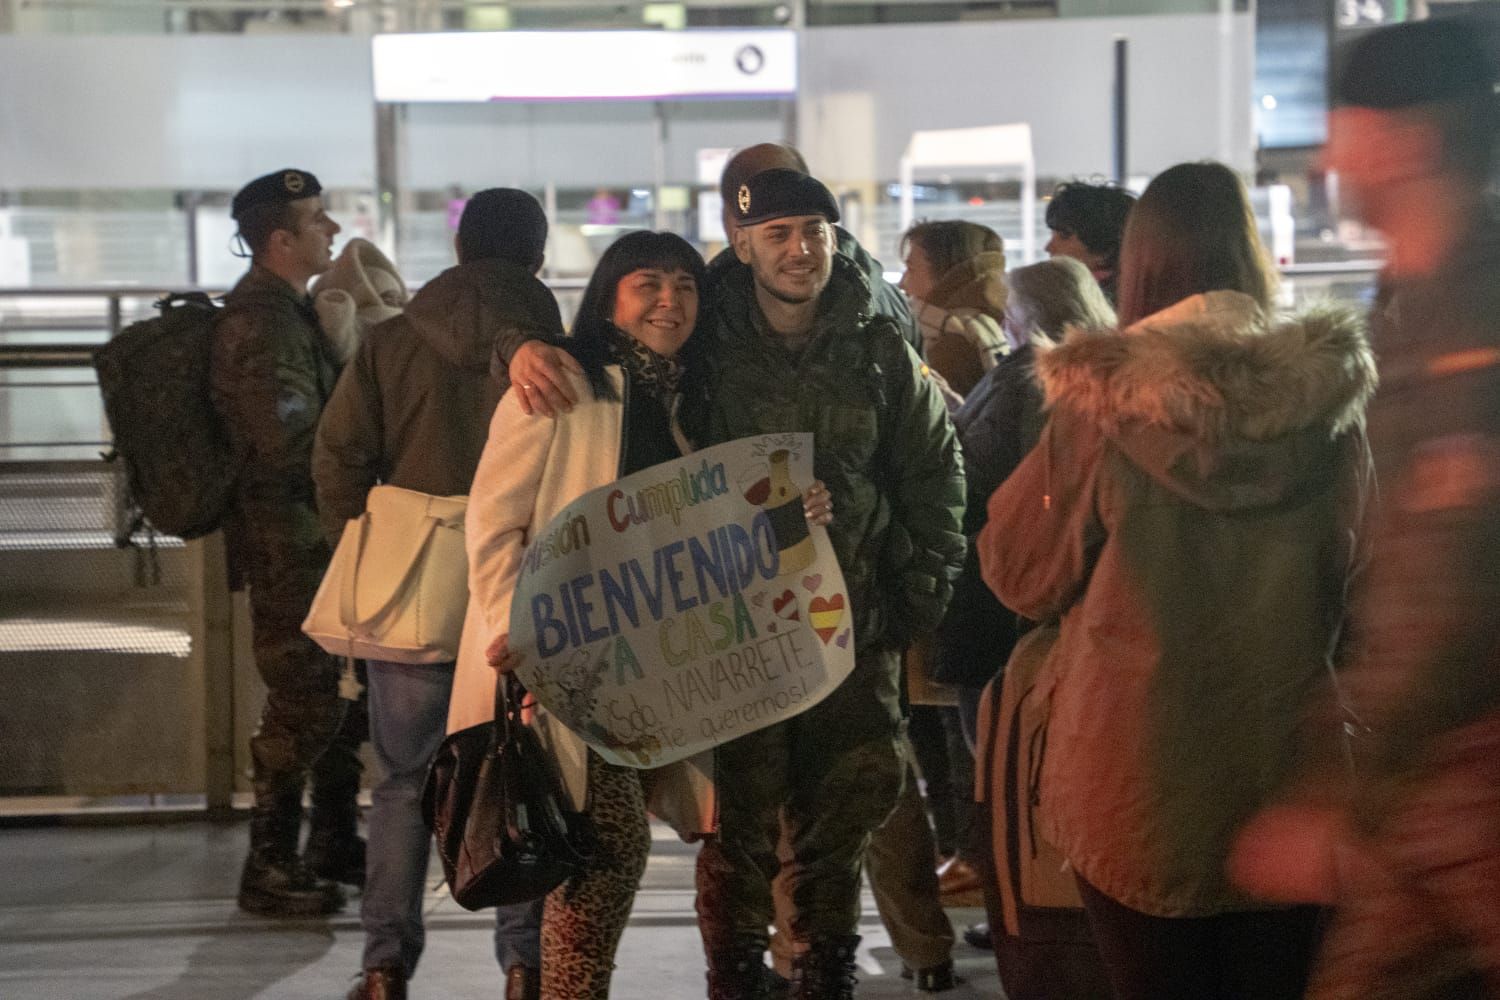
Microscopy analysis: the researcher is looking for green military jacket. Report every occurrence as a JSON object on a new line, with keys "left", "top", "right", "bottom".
{"left": 211, "top": 265, "right": 340, "bottom": 586}
{"left": 686, "top": 254, "right": 966, "bottom": 654}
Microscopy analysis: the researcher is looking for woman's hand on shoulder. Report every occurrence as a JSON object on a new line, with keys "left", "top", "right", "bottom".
{"left": 803, "top": 480, "right": 833, "bottom": 526}
{"left": 510, "top": 341, "right": 583, "bottom": 417}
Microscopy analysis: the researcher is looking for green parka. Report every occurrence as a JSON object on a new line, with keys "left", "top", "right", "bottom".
{"left": 981, "top": 291, "right": 1377, "bottom": 917}
{"left": 687, "top": 253, "right": 967, "bottom": 655}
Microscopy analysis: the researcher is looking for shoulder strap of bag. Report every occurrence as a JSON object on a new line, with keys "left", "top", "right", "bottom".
{"left": 338, "top": 511, "right": 441, "bottom": 631}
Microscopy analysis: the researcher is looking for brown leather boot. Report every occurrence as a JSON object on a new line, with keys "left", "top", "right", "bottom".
{"left": 346, "top": 967, "right": 406, "bottom": 1000}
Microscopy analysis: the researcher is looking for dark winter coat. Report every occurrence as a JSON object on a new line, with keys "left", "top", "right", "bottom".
{"left": 312, "top": 258, "right": 564, "bottom": 545}
{"left": 931, "top": 344, "right": 1044, "bottom": 687}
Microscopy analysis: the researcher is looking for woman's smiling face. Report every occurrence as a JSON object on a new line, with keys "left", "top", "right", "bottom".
{"left": 612, "top": 267, "right": 699, "bottom": 357}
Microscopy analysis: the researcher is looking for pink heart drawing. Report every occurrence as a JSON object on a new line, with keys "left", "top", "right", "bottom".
{"left": 835, "top": 629, "right": 851, "bottom": 649}
{"left": 751, "top": 591, "right": 766, "bottom": 607}
{"left": 772, "top": 590, "right": 800, "bottom": 622}
{"left": 801, "top": 574, "right": 823, "bottom": 593}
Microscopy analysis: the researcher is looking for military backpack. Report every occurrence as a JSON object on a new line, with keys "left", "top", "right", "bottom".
{"left": 94, "top": 292, "right": 236, "bottom": 540}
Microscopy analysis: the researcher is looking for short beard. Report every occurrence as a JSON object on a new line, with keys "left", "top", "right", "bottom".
{"left": 758, "top": 282, "right": 817, "bottom": 305}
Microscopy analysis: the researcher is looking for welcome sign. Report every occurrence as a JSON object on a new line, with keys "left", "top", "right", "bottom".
{"left": 508, "top": 433, "right": 855, "bottom": 769}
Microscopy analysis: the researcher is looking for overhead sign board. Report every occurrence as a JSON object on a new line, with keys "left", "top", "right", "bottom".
{"left": 373, "top": 30, "right": 797, "bottom": 103}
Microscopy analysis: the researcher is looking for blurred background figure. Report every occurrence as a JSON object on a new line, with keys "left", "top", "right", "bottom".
{"left": 1043, "top": 181, "right": 1137, "bottom": 305}
{"left": 1235, "top": 18, "right": 1500, "bottom": 1000}
{"left": 586, "top": 187, "right": 622, "bottom": 226}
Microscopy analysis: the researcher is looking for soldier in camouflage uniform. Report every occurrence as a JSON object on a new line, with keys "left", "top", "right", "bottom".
{"left": 494, "top": 169, "right": 965, "bottom": 998}
{"left": 1235, "top": 22, "right": 1500, "bottom": 1000}
{"left": 684, "top": 169, "right": 966, "bottom": 1000}
{"left": 211, "top": 169, "right": 366, "bottom": 917}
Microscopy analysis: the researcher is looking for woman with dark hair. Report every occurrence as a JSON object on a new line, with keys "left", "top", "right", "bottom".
{"left": 1044, "top": 180, "right": 1136, "bottom": 304}
{"left": 979, "top": 162, "right": 1377, "bottom": 1000}
{"left": 899, "top": 219, "right": 1009, "bottom": 397}
{"left": 449, "top": 231, "right": 833, "bottom": 998}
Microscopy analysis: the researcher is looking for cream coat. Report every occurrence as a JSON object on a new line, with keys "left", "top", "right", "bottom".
{"left": 448, "top": 366, "right": 715, "bottom": 833}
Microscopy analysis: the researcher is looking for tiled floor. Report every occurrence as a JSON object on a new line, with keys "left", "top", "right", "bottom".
{"left": 0, "top": 820, "right": 1004, "bottom": 999}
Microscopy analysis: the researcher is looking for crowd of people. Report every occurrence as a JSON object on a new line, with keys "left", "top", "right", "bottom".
{"left": 201, "top": 17, "right": 1500, "bottom": 1000}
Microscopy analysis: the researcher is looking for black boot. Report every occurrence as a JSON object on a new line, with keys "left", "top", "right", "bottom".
{"left": 239, "top": 785, "right": 344, "bottom": 917}
{"left": 307, "top": 708, "right": 367, "bottom": 888}
{"left": 706, "top": 945, "right": 770, "bottom": 1000}
{"left": 791, "top": 935, "right": 859, "bottom": 1000}
{"left": 304, "top": 814, "right": 366, "bottom": 888}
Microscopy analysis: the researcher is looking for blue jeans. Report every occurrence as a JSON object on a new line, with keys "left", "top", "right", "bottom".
{"left": 361, "top": 660, "right": 542, "bottom": 978}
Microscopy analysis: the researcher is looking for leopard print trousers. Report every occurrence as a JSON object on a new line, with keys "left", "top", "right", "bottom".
{"left": 540, "top": 752, "right": 651, "bottom": 999}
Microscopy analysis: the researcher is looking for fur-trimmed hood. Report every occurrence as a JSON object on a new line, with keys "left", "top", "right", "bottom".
{"left": 1036, "top": 291, "right": 1377, "bottom": 510}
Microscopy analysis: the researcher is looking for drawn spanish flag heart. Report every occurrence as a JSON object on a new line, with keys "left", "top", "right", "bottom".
{"left": 808, "top": 594, "right": 846, "bottom": 644}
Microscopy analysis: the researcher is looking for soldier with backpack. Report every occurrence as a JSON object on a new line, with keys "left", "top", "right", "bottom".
{"left": 211, "top": 168, "right": 365, "bottom": 917}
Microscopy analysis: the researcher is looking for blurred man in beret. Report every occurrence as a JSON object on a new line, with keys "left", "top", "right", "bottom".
{"left": 1233, "top": 19, "right": 1500, "bottom": 1000}
{"left": 211, "top": 169, "right": 366, "bottom": 918}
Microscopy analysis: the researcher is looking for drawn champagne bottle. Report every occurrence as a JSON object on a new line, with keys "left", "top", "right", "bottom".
{"left": 741, "top": 448, "right": 816, "bottom": 577}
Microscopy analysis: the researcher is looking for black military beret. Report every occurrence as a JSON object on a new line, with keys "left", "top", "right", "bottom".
{"left": 732, "top": 168, "right": 841, "bottom": 227}
{"left": 231, "top": 169, "right": 323, "bottom": 219}
{"left": 1335, "top": 19, "right": 1498, "bottom": 109}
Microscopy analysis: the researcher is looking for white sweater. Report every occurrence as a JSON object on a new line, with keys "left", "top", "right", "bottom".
{"left": 448, "top": 365, "right": 713, "bottom": 830}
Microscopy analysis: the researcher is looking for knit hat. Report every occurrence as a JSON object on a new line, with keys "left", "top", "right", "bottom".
{"left": 313, "top": 238, "right": 407, "bottom": 362}
{"left": 1335, "top": 19, "right": 1498, "bottom": 109}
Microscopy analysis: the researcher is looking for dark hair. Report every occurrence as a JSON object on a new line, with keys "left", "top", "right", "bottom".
{"left": 1045, "top": 181, "right": 1137, "bottom": 270}
{"left": 236, "top": 200, "right": 300, "bottom": 258}
{"left": 1114, "top": 162, "right": 1275, "bottom": 328}
{"left": 568, "top": 230, "right": 707, "bottom": 399}
{"left": 900, "top": 220, "right": 1004, "bottom": 277}
{"left": 458, "top": 188, "right": 548, "bottom": 270}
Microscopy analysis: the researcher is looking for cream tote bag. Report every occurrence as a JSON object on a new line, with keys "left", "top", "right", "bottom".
{"left": 303, "top": 485, "right": 468, "bottom": 663}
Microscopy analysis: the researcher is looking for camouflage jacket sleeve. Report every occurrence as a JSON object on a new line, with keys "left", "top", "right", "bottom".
{"left": 312, "top": 332, "right": 384, "bottom": 547}
{"left": 211, "top": 301, "right": 326, "bottom": 510}
{"left": 874, "top": 324, "right": 967, "bottom": 641}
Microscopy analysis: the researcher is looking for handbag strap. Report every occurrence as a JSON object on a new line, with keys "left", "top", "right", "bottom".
{"left": 338, "top": 511, "right": 441, "bottom": 632}
{"left": 492, "top": 674, "right": 523, "bottom": 748}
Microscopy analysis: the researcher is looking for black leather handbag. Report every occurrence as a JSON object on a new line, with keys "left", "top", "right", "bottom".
{"left": 421, "top": 674, "right": 592, "bottom": 911}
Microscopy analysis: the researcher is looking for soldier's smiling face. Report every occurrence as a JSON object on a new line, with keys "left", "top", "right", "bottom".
{"left": 732, "top": 214, "right": 835, "bottom": 306}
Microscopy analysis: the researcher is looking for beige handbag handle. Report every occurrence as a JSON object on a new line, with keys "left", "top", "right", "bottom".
{"left": 338, "top": 511, "right": 442, "bottom": 633}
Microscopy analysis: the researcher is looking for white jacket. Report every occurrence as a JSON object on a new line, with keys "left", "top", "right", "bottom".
{"left": 448, "top": 366, "right": 714, "bottom": 832}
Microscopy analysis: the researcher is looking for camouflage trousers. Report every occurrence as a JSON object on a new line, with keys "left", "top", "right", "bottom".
{"left": 696, "top": 649, "right": 905, "bottom": 952}
{"left": 241, "top": 516, "right": 365, "bottom": 824}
